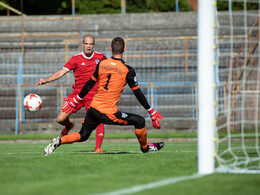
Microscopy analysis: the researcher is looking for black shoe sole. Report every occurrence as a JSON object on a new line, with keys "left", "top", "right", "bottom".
{"left": 157, "top": 142, "right": 164, "bottom": 150}
{"left": 141, "top": 142, "right": 165, "bottom": 153}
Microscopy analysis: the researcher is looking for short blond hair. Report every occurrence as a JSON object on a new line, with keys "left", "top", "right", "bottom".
{"left": 82, "top": 34, "right": 95, "bottom": 45}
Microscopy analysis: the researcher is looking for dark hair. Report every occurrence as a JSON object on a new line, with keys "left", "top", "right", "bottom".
{"left": 82, "top": 34, "right": 95, "bottom": 45}
{"left": 111, "top": 37, "right": 125, "bottom": 54}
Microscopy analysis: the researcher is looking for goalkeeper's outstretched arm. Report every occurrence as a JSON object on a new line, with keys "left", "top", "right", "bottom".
{"left": 132, "top": 88, "right": 150, "bottom": 110}
{"left": 133, "top": 88, "right": 163, "bottom": 129}
{"left": 78, "top": 77, "right": 97, "bottom": 99}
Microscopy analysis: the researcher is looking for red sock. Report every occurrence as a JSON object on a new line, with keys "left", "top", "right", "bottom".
{"left": 61, "top": 132, "right": 81, "bottom": 144}
{"left": 95, "top": 123, "right": 105, "bottom": 150}
{"left": 135, "top": 127, "right": 148, "bottom": 149}
{"left": 63, "top": 118, "right": 73, "bottom": 130}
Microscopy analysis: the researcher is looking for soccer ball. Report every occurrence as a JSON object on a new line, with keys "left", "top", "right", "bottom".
{"left": 23, "top": 94, "right": 42, "bottom": 112}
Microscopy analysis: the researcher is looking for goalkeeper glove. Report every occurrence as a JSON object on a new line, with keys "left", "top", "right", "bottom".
{"left": 147, "top": 108, "right": 163, "bottom": 129}
{"left": 62, "top": 95, "right": 82, "bottom": 114}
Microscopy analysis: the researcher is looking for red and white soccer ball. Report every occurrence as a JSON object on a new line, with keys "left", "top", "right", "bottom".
{"left": 23, "top": 94, "right": 42, "bottom": 112}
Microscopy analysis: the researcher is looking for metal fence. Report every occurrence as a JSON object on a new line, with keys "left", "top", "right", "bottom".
{"left": 1, "top": 33, "right": 255, "bottom": 134}
{"left": 0, "top": 36, "right": 201, "bottom": 134}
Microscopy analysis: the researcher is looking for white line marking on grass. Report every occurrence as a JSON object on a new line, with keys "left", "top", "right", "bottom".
{"left": 0, "top": 150, "right": 196, "bottom": 155}
{"left": 94, "top": 174, "right": 204, "bottom": 195}
{"left": 0, "top": 152, "right": 42, "bottom": 155}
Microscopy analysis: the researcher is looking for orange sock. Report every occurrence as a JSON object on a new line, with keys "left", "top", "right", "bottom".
{"left": 95, "top": 123, "right": 105, "bottom": 150}
{"left": 61, "top": 132, "right": 81, "bottom": 144}
{"left": 135, "top": 127, "right": 148, "bottom": 149}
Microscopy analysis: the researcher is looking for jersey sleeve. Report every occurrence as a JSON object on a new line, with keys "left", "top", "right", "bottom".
{"left": 126, "top": 66, "right": 140, "bottom": 90}
{"left": 92, "top": 61, "right": 100, "bottom": 80}
{"left": 126, "top": 66, "right": 151, "bottom": 110}
{"left": 63, "top": 56, "right": 77, "bottom": 71}
{"left": 133, "top": 88, "right": 151, "bottom": 110}
{"left": 78, "top": 78, "right": 97, "bottom": 99}
{"left": 78, "top": 62, "right": 100, "bottom": 99}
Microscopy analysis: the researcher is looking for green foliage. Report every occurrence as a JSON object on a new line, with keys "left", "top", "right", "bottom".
{"left": 76, "top": 0, "right": 121, "bottom": 14}
{"left": 1, "top": 1, "right": 259, "bottom": 16}
{"left": 217, "top": 1, "right": 259, "bottom": 11}
{"left": 75, "top": 0, "right": 192, "bottom": 14}
{"left": 145, "top": 0, "right": 175, "bottom": 12}
{"left": 58, "top": 1, "right": 69, "bottom": 14}
{"left": 178, "top": 0, "right": 192, "bottom": 11}
{"left": 127, "top": 0, "right": 191, "bottom": 13}
{"left": 0, "top": 0, "right": 192, "bottom": 15}
{"left": 126, "top": 0, "right": 150, "bottom": 13}
{"left": 0, "top": 0, "right": 8, "bottom": 11}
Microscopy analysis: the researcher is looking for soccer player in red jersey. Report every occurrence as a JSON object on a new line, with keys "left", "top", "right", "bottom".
{"left": 37, "top": 34, "right": 106, "bottom": 153}
{"left": 44, "top": 37, "right": 164, "bottom": 155}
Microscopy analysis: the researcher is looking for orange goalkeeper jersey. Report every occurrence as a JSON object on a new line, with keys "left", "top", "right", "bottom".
{"left": 90, "top": 57, "right": 140, "bottom": 114}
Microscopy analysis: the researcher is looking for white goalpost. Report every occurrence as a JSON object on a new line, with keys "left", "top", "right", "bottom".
{"left": 198, "top": 0, "right": 260, "bottom": 174}
{"left": 197, "top": 0, "right": 215, "bottom": 174}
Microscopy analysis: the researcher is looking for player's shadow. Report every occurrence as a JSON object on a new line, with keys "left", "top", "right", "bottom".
{"left": 77, "top": 150, "right": 139, "bottom": 155}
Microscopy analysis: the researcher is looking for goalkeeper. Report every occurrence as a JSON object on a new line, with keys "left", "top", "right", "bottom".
{"left": 44, "top": 37, "right": 164, "bottom": 155}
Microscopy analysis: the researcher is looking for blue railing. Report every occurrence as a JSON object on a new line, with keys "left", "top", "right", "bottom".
{"left": 0, "top": 46, "right": 225, "bottom": 134}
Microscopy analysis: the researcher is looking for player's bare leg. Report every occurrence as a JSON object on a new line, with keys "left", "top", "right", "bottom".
{"left": 57, "top": 111, "right": 75, "bottom": 137}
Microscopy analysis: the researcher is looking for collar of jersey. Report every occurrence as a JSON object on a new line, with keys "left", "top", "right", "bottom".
{"left": 111, "top": 56, "right": 125, "bottom": 64}
{"left": 82, "top": 51, "right": 94, "bottom": 59}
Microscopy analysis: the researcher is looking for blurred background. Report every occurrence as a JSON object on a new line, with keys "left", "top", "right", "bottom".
{"left": 0, "top": 0, "right": 259, "bottom": 136}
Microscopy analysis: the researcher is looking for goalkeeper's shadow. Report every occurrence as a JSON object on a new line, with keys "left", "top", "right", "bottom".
{"left": 77, "top": 150, "right": 140, "bottom": 155}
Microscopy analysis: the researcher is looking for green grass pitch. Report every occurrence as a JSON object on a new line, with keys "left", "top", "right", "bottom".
{"left": 0, "top": 135, "right": 260, "bottom": 195}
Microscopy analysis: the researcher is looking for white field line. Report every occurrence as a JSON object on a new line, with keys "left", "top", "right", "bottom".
{"left": 0, "top": 138, "right": 197, "bottom": 143}
{"left": 0, "top": 150, "right": 196, "bottom": 155}
{"left": 94, "top": 174, "right": 204, "bottom": 195}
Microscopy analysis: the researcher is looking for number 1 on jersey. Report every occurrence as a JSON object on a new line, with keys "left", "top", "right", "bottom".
{"left": 104, "top": 74, "right": 111, "bottom": 90}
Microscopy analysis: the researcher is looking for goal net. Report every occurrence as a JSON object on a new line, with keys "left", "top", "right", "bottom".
{"left": 214, "top": 0, "right": 260, "bottom": 173}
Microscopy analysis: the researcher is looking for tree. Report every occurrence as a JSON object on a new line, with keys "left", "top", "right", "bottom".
{"left": 217, "top": 1, "right": 259, "bottom": 11}
{"left": 76, "top": 0, "right": 121, "bottom": 14}
{"left": 2, "top": 0, "right": 257, "bottom": 16}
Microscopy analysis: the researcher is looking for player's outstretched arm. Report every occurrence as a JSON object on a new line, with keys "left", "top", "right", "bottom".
{"left": 36, "top": 69, "right": 68, "bottom": 85}
{"left": 133, "top": 88, "right": 163, "bottom": 129}
{"left": 36, "top": 78, "right": 48, "bottom": 85}
{"left": 78, "top": 77, "right": 97, "bottom": 99}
